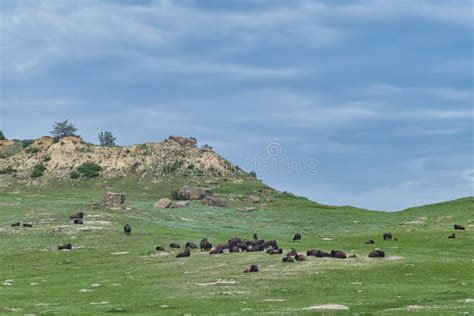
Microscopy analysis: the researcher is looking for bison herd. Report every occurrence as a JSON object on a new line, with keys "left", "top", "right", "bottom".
{"left": 8, "top": 211, "right": 468, "bottom": 273}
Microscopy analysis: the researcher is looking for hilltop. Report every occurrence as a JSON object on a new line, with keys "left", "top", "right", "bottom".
{"left": 0, "top": 135, "right": 249, "bottom": 181}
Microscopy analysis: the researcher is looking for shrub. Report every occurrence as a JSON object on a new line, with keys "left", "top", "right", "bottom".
{"left": 249, "top": 171, "right": 257, "bottom": 178}
{"left": 51, "top": 119, "right": 78, "bottom": 140}
{"left": 164, "top": 160, "right": 183, "bottom": 174}
{"left": 43, "top": 156, "right": 51, "bottom": 162}
{"left": 77, "top": 162, "right": 102, "bottom": 178}
{"left": 21, "top": 140, "right": 34, "bottom": 148}
{"left": 0, "top": 166, "right": 17, "bottom": 174}
{"left": 0, "top": 131, "right": 5, "bottom": 140}
{"left": 69, "top": 171, "right": 80, "bottom": 179}
{"left": 30, "top": 163, "right": 46, "bottom": 178}
{"left": 25, "top": 147, "right": 40, "bottom": 154}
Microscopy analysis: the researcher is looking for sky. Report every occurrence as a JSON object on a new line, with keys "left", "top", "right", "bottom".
{"left": 0, "top": 0, "right": 473, "bottom": 211}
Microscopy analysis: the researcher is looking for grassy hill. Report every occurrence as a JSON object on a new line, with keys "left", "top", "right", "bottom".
{"left": 0, "top": 175, "right": 473, "bottom": 315}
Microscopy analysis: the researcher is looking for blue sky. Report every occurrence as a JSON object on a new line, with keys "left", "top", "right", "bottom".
{"left": 0, "top": 0, "right": 472, "bottom": 211}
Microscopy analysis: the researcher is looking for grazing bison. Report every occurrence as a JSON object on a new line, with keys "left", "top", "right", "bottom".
{"left": 123, "top": 224, "right": 132, "bottom": 235}
{"left": 282, "top": 256, "right": 295, "bottom": 262}
{"left": 264, "top": 240, "right": 278, "bottom": 249}
{"left": 448, "top": 234, "right": 456, "bottom": 239}
{"left": 11, "top": 222, "right": 20, "bottom": 227}
{"left": 73, "top": 219, "right": 83, "bottom": 225}
{"left": 365, "top": 240, "right": 375, "bottom": 244}
{"left": 383, "top": 232, "right": 393, "bottom": 240}
{"left": 58, "top": 243, "right": 72, "bottom": 250}
{"left": 454, "top": 224, "right": 465, "bottom": 230}
{"left": 253, "top": 233, "right": 258, "bottom": 240}
{"left": 267, "top": 248, "right": 283, "bottom": 255}
{"left": 295, "top": 255, "right": 306, "bottom": 261}
{"left": 200, "top": 239, "right": 212, "bottom": 251}
{"left": 156, "top": 246, "right": 165, "bottom": 251}
{"left": 170, "top": 243, "right": 181, "bottom": 249}
{"left": 176, "top": 248, "right": 191, "bottom": 258}
{"left": 209, "top": 246, "right": 224, "bottom": 255}
{"left": 23, "top": 223, "right": 33, "bottom": 228}
{"left": 69, "top": 212, "right": 84, "bottom": 219}
{"left": 244, "top": 264, "right": 259, "bottom": 273}
{"left": 330, "top": 250, "right": 347, "bottom": 259}
{"left": 293, "top": 233, "right": 302, "bottom": 242}
{"left": 368, "top": 250, "right": 385, "bottom": 258}
{"left": 185, "top": 242, "right": 197, "bottom": 249}
{"left": 287, "top": 248, "right": 297, "bottom": 257}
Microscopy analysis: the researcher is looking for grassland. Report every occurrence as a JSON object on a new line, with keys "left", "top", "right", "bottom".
{"left": 0, "top": 177, "right": 473, "bottom": 315}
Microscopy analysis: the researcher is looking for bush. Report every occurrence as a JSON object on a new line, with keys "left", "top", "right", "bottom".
{"left": 30, "top": 163, "right": 46, "bottom": 178}
{"left": 43, "top": 156, "right": 51, "bottom": 162}
{"left": 21, "top": 140, "right": 34, "bottom": 148}
{"left": 25, "top": 147, "right": 40, "bottom": 154}
{"left": 164, "top": 160, "right": 183, "bottom": 174}
{"left": 0, "top": 166, "right": 17, "bottom": 174}
{"left": 51, "top": 119, "right": 78, "bottom": 140}
{"left": 249, "top": 171, "right": 257, "bottom": 178}
{"left": 0, "top": 131, "right": 5, "bottom": 141}
{"left": 77, "top": 162, "right": 102, "bottom": 178}
{"left": 69, "top": 171, "right": 80, "bottom": 179}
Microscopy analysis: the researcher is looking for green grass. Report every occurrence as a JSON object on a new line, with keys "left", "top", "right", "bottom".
{"left": 0, "top": 177, "right": 473, "bottom": 315}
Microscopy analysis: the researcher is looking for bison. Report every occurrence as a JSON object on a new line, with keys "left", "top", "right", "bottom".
{"left": 293, "top": 233, "right": 302, "bottom": 242}
{"left": 209, "top": 246, "right": 224, "bottom": 255}
{"left": 454, "top": 224, "right": 465, "bottom": 230}
{"left": 200, "top": 239, "right": 212, "bottom": 251}
{"left": 448, "top": 234, "right": 456, "bottom": 239}
{"left": 253, "top": 233, "right": 258, "bottom": 240}
{"left": 365, "top": 240, "right": 375, "bottom": 244}
{"left": 176, "top": 248, "right": 191, "bottom": 258}
{"left": 383, "top": 232, "right": 392, "bottom": 240}
{"left": 69, "top": 212, "right": 84, "bottom": 219}
{"left": 11, "top": 222, "right": 20, "bottom": 227}
{"left": 185, "top": 242, "right": 197, "bottom": 249}
{"left": 282, "top": 256, "right": 295, "bottom": 262}
{"left": 330, "top": 250, "right": 347, "bottom": 259}
{"left": 123, "top": 224, "right": 132, "bottom": 235}
{"left": 264, "top": 240, "right": 278, "bottom": 249}
{"left": 58, "top": 243, "right": 72, "bottom": 250}
{"left": 156, "top": 246, "right": 165, "bottom": 251}
{"left": 73, "top": 219, "right": 83, "bottom": 225}
{"left": 368, "top": 250, "right": 385, "bottom": 258}
{"left": 229, "top": 245, "right": 240, "bottom": 253}
{"left": 267, "top": 248, "right": 283, "bottom": 255}
{"left": 244, "top": 264, "right": 259, "bottom": 273}
{"left": 22, "top": 223, "right": 33, "bottom": 228}
{"left": 287, "top": 248, "right": 297, "bottom": 257}
{"left": 295, "top": 255, "right": 306, "bottom": 261}
{"left": 169, "top": 243, "right": 181, "bottom": 249}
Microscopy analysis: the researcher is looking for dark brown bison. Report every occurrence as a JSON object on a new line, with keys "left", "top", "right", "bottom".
{"left": 295, "top": 255, "right": 306, "bottom": 261}
{"left": 454, "top": 224, "right": 465, "bottom": 230}
{"left": 267, "top": 248, "right": 283, "bottom": 255}
{"left": 22, "top": 223, "right": 33, "bottom": 228}
{"left": 209, "top": 246, "right": 224, "bottom": 255}
{"left": 169, "top": 243, "right": 181, "bottom": 248}
{"left": 58, "top": 243, "right": 72, "bottom": 250}
{"left": 11, "top": 222, "right": 20, "bottom": 227}
{"left": 156, "top": 246, "right": 165, "bottom": 251}
{"left": 244, "top": 264, "right": 259, "bottom": 273}
{"left": 185, "top": 242, "right": 197, "bottom": 249}
{"left": 264, "top": 240, "right": 278, "bottom": 249}
{"left": 176, "top": 248, "right": 191, "bottom": 258}
{"left": 73, "top": 219, "right": 83, "bottom": 225}
{"left": 293, "top": 233, "right": 302, "bottom": 242}
{"left": 365, "top": 240, "right": 375, "bottom": 244}
{"left": 383, "top": 232, "right": 392, "bottom": 240}
{"left": 229, "top": 245, "right": 240, "bottom": 253}
{"left": 282, "top": 256, "right": 295, "bottom": 262}
{"left": 307, "top": 249, "right": 330, "bottom": 257}
{"left": 69, "top": 212, "right": 84, "bottom": 219}
{"left": 448, "top": 234, "right": 456, "bottom": 239}
{"left": 287, "top": 248, "right": 297, "bottom": 256}
{"left": 253, "top": 233, "right": 258, "bottom": 240}
{"left": 123, "top": 224, "right": 132, "bottom": 235}
{"left": 330, "top": 250, "right": 347, "bottom": 259}
{"left": 200, "top": 239, "right": 212, "bottom": 251}
{"left": 368, "top": 250, "right": 385, "bottom": 258}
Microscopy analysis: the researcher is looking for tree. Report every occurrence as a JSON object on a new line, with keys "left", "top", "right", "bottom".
{"left": 98, "top": 131, "right": 116, "bottom": 147}
{"left": 51, "top": 120, "right": 78, "bottom": 140}
{"left": 0, "top": 131, "right": 5, "bottom": 140}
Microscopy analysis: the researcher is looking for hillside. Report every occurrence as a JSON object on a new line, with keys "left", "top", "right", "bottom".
{"left": 0, "top": 135, "right": 249, "bottom": 180}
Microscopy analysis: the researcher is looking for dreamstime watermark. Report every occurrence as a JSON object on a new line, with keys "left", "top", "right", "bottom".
{"left": 243, "top": 142, "right": 318, "bottom": 176}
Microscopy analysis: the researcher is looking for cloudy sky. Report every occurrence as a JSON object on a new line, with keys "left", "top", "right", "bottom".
{"left": 0, "top": 0, "right": 472, "bottom": 210}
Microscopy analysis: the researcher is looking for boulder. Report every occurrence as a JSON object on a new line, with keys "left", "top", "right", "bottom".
{"left": 167, "top": 136, "right": 197, "bottom": 147}
{"left": 249, "top": 195, "right": 260, "bottom": 203}
{"left": 174, "top": 186, "right": 212, "bottom": 200}
{"left": 201, "top": 196, "right": 227, "bottom": 207}
{"left": 104, "top": 192, "right": 126, "bottom": 206}
{"left": 154, "top": 198, "right": 172, "bottom": 209}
